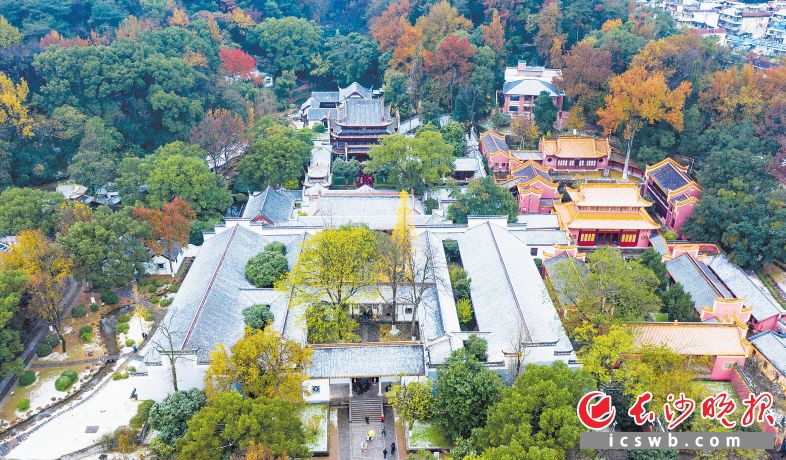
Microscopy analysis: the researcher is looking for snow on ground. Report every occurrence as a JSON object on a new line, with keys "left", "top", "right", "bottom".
{"left": 26, "top": 372, "right": 70, "bottom": 410}
{"left": 39, "top": 351, "right": 70, "bottom": 361}
{"left": 8, "top": 375, "right": 140, "bottom": 460}
{"left": 118, "top": 311, "right": 153, "bottom": 352}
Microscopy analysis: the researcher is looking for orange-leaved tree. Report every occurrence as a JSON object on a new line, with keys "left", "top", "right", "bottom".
{"left": 596, "top": 66, "right": 691, "bottom": 180}
{"left": 132, "top": 197, "right": 196, "bottom": 274}
{"left": 219, "top": 48, "right": 257, "bottom": 81}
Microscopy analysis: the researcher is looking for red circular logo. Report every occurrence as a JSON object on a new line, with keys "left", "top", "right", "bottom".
{"left": 577, "top": 391, "right": 616, "bottom": 430}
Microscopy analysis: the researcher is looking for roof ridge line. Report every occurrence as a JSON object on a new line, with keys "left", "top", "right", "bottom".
{"left": 485, "top": 222, "right": 532, "bottom": 343}
{"left": 181, "top": 224, "right": 240, "bottom": 349}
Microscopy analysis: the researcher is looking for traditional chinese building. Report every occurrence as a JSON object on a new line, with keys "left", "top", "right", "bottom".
{"left": 629, "top": 322, "right": 750, "bottom": 381}
{"left": 643, "top": 158, "right": 701, "bottom": 235}
{"left": 540, "top": 136, "right": 610, "bottom": 172}
{"left": 498, "top": 161, "right": 560, "bottom": 214}
{"left": 652, "top": 234, "right": 785, "bottom": 333}
{"left": 299, "top": 82, "right": 397, "bottom": 159}
{"left": 553, "top": 183, "right": 660, "bottom": 248}
{"left": 500, "top": 61, "right": 565, "bottom": 123}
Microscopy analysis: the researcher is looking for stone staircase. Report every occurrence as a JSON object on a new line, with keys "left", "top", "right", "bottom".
{"left": 349, "top": 397, "right": 383, "bottom": 424}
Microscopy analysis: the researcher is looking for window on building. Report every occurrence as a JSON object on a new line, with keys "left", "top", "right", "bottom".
{"left": 156, "top": 263, "right": 165, "bottom": 269}
{"left": 312, "top": 385, "right": 321, "bottom": 393}
{"left": 509, "top": 95, "right": 520, "bottom": 101}
{"left": 530, "top": 248, "right": 538, "bottom": 256}
{"left": 405, "top": 307, "right": 413, "bottom": 314}
{"left": 574, "top": 159, "right": 580, "bottom": 166}
{"left": 722, "top": 362, "right": 734, "bottom": 370}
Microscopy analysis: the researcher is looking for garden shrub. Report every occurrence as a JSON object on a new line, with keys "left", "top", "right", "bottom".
{"left": 154, "top": 279, "right": 165, "bottom": 287}
{"left": 465, "top": 334, "right": 488, "bottom": 361}
{"left": 143, "top": 309, "right": 155, "bottom": 321}
{"left": 145, "top": 284, "right": 157, "bottom": 293}
{"left": 150, "top": 296, "right": 161, "bottom": 304}
{"left": 449, "top": 265, "right": 472, "bottom": 301}
{"left": 112, "top": 371, "right": 129, "bottom": 380}
{"left": 61, "top": 369, "right": 78, "bottom": 382}
{"left": 127, "top": 366, "right": 137, "bottom": 373}
{"left": 80, "top": 325, "right": 93, "bottom": 335}
{"left": 44, "top": 335, "right": 61, "bottom": 348}
{"left": 80, "top": 331, "right": 93, "bottom": 343}
{"left": 55, "top": 375, "right": 74, "bottom": 391}
{"left": 312, "top": 123, "right": 326, "bottom": 133}
{"left": 117, "top": 313, "right": 131, "bottom": 323}
{"left": 101, "top": 290, "right": 119, "bottom": 305}
{"left": 17, "top": 398, "right": 30, "bottom": 412}
{"left": 264, "top": 241, "right": 287, "bottom": 255}
{"left": 130, "top": 400, "right": 154, "bottom": 429}
{"left": 36, "top": 343, "right": 53, "bottom": 358}
{"left": 160, "top": 298, "right": 173, "bottom": 307}
{"left": 242, "top": 304, "right": 274, "bottom": 330}
{"left": 169, "top": 285, "right": 179, "bottom": 293}
{"left": 117, "top": 322, "right": 130, "bottom": 334}
{"left": 664, "top": 230, "right": 678, "bottom": 241}
{"left": 90, "top": 303, "right": 99, "bottom": 312}
{"left": 18, "top": 370, "right": 36, "bottom": 387}
{"left": 456, "top": 298, "right": 473, "bottom": 325}
{"left": 71, "top": 304, "right": 87, "bottom": 318}
{"left": 424, "top": 197, "right": 438, "bottom": 215}
{"left": 126, "top": 338, "right": 136, "bottom": 347}
{"left": 245, "top": 250, "right": 289, "bottom": 288}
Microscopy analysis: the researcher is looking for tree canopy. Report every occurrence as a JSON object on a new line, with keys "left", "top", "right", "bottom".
{"left": 447, "top": 177, "right": 519, "bottom": 224}
{"left": 365, "top": 130, "right": 454, "bottom": 193}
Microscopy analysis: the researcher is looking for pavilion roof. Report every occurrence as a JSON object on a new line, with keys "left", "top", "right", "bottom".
{"left": 554, "top": 201, "right": 660, "bottom": 231}
{"left": 479, "top": 130, "right": 510, "bottom": 155}
{"left": 646, "top": 158, "right": 697, "bottom": 193}
{"left": 629, "top": 322, "right": 748, "bottom": 357}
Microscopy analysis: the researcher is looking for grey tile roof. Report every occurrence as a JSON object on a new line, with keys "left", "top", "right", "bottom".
{"left": 339, "top": 82, "right": 372, "bottom": 100}
{"left": 512, "top": 163, "right": 550, "bottom": 182}
{"left": 503, "top": 78, "right": 562, "bottom": 97}
{"left": 511, "top": 151, "right": 543, "bottom": 161}
{"left": 750, "top": 331, "right": 786, "bottom": 375}
{"left": 650, "top": 232, "right": 669, "bottom": 255}
{"left": 307, "top": 344, "right": 425, "bottom": 378}
{"left": 665, "top": 254, "right": 730, "bottom": 315}
{"left": 705, "top": 254, "right": 785, "bottom": 321}
{"left": 335, "top": 98, "right": 393, "bottom": 126}
{"left": 650, "top": 161, "right": 691, "bottom": 191}
{"left": 510, "top": 229, "right": 569, "bottom": 246}
{"left": 515, "top": 214, "right": 560, "bottom": 228}
{"left": 144, "top": 226, "right": 303, "bottom": 363}
{"left": 457, "top": 223, "right": 574, "bottom": 362}
{"left": 242, "top": 187, "right": 295, "bottom": 223}
{"left": 479, "top": 132, "right": 509, "bottom": 154}
{"left": 454, "top": 157, "right": 481, "bottom": 172}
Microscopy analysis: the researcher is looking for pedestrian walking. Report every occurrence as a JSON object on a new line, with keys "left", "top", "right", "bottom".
{"left": 380, "top": 414, "right": 385, "bottom": 423}
{"left": 365, "top": 415, "right": 370, "bottom": 424}
{"left": 391, "top": 442, "right": 396, "bottom": 454}
{"left": 383, "top": 448, "right": 388, "bottom": 459}
{"left": 361, "top": 441, "right": 366, "bottom": 453}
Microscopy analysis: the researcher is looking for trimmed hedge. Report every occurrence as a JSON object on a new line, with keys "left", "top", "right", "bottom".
{"left": 245, "top": 250, "right": 289, "bottom": 288}
{"left": 101, "top": 290, "right": 119, "bottom": 305}
{"left": 112, "top": 371, "right": 129, "bottom": 380}
{"left": 71, "top": 304, "right": 87, "bottom": 318}
{"left": 80, "top": 331, "right": 94, "bottom": 343}
{"left": 125, "top": 338, "right": 135, "bottom": 347}
{"left": 17, "top": 398, "right": 29, "bottom": 412}
{"left": 117, "top": 322, "right": 130, "bottom": 334}
{"left": 61, "top": 369, "right": 78, "bottom": 381}
{"left": 79, "top": 325, "right": 93, "bottom": 335}
{"left": 17, "top": 370, "right": 36, "bottom": 387}
{"left": 150, "top": 296, "right": 161, "bottom": 304}
{"left": 55, "top": 375, "right": 73, "bottom": 391}
{"left": 36, "top": 343, "right": 53, "bottom": 358}
{"left": 89, "top": 303, "right": 99, "bottom": 312}
{"left": 117, "top": 313, "right": 131, "bottom": 323}
{"left": 160, "top": 298, "right": 173, "bottom": 307}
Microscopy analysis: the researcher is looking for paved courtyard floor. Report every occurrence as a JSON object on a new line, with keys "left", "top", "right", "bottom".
{"left": 345, "top": 406, "right": 398, "bottom": 460}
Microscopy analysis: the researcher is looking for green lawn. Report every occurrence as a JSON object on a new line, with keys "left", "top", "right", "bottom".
{"left": 408, "top": 420, "right": 451, "bottom": 450}
{"left": 303, "top": 403, "right": 329, "bottom": 453}
{"left": 650, "top": 312, "right": 669, "bottom": 322}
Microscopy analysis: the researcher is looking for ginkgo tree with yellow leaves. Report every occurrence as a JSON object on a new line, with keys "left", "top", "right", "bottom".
{"left": 0, "top": 72, "right": 34, "bottom": 138}
{"left": 204, "top": 326, "right": 312, "bottom": 402}
{"left": 596, "top": 66, "right": 691, "bottom": 180}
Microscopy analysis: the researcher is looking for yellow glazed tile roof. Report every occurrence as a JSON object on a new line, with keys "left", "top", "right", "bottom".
{"left": 541, "top": 136, "right": 610, "bottom": 159}
{"left": 566, "top": 183, "right": 653, "bottom": 208}
{"left": 629, "top": 322, "right": 748, "bottom": 357}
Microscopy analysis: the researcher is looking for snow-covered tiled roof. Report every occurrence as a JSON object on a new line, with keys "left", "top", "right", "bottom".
{"left": 705, "top": 254, "right": 785, "bottom": 321}
{"left": 750, "top": 330, "right": 786, "bottom": 375}
{"left": 457, "top": 222, "right": 574, "bottom": 362}
{"left": 144, "top": 226, "right": 303, "bottom": 363}
{"left": 307, "top": 343, "right": 425, "bottom": 378}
